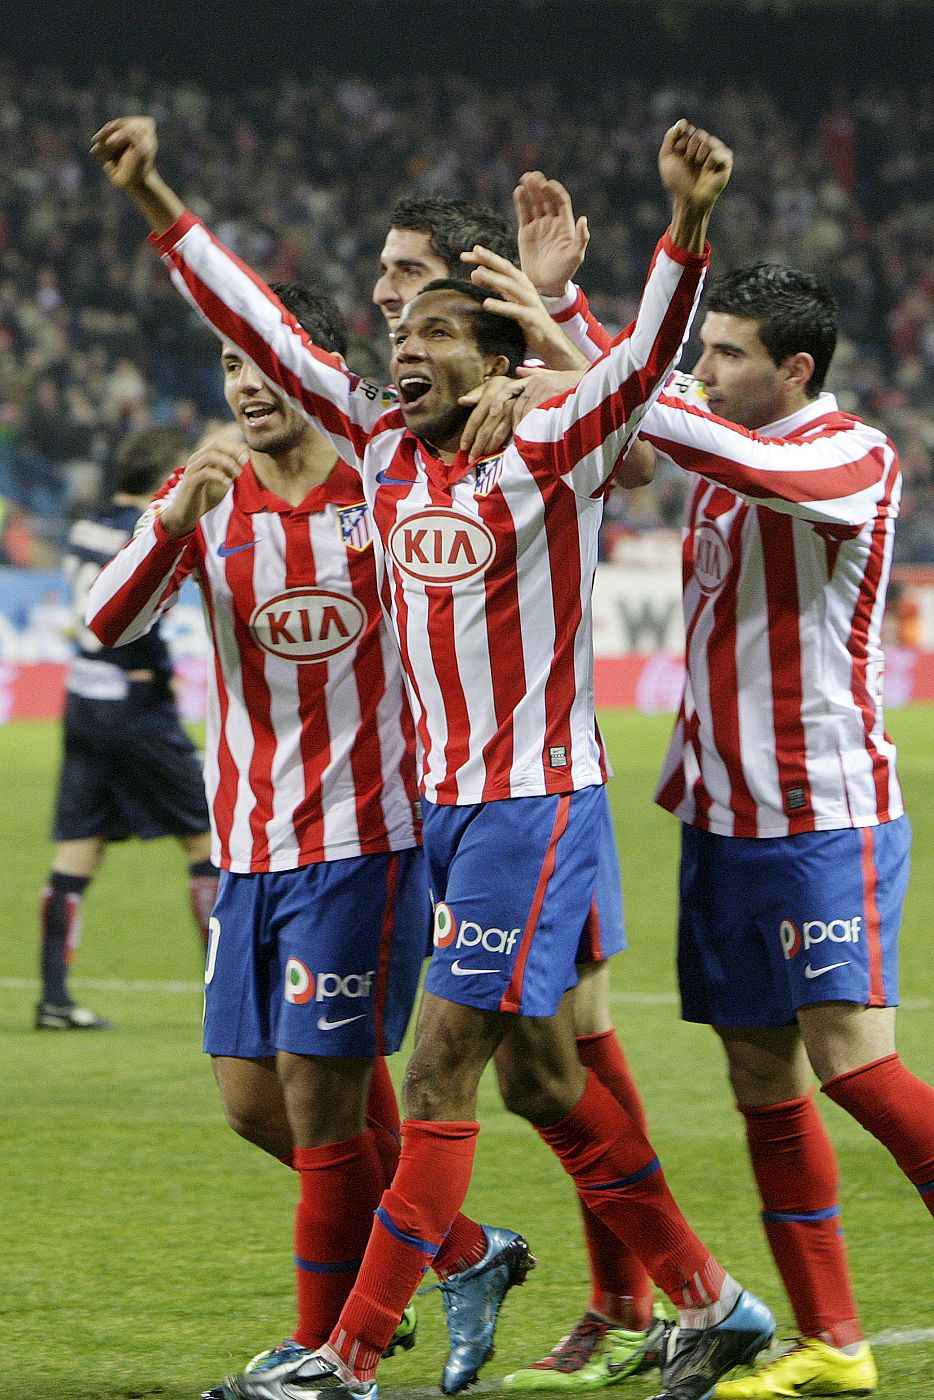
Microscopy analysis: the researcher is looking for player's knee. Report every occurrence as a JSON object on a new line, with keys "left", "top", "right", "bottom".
{"left": 495, "top": 1056, "right": 577, "bottom": 1126}
{"left": 222, "top": 1100, "right": 279, "bottom": 1153}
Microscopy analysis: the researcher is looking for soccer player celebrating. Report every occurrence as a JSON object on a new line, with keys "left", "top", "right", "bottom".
{"left": 499, "top": 184, "right": 934, "bottom": 1398}
{"left": 374, "top": 194, "right": 667, "bottom": 1381}
{"left": 87, "top": 284, "right": 531, "bottom": 1399}
{"left": 92, "top": 114, "right": 781, "bottom": 1400}
{"left": 39, "top": 426, "right": 216, "bottom": 1030}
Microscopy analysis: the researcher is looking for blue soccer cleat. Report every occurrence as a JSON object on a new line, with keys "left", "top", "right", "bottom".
{"left": 431, "top": 1225, "right": 536, "bottom": 1394}
{"left": 220, "top": 1346, "right": 376, "bottom": 1400}
{"left": 647, "top": 1290, "right": 776, "bottom": 1400}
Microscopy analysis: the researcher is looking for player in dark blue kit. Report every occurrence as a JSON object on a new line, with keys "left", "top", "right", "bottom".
{"left": 37, "top": 426, "right": 217, "bottom": 1029}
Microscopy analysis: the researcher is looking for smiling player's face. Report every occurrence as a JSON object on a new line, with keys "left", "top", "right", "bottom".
{"left": 389, "top": 290, "right": 505, "bottom": 453}
{"left": 221, "top": 344, "right": 307, "bottom": 456}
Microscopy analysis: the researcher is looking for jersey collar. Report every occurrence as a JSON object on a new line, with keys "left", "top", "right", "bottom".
{"left": 759, "top": 391, "right": 839, "bottom": 439}
{"left": 235, "top": 459, "right": 364, "bottom": 515}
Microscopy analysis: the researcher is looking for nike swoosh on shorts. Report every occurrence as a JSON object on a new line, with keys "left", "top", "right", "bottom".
{"left": 804, "top": 961, "right": 850, "bottom": 979}
{"left": 450, "top": 961, "right": 499, "bottom": 976}
{"left": 316, "top": 1014, "right": 366, "bottom": 1030}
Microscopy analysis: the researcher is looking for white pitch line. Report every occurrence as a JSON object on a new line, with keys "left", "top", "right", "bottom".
{"left": 868, "top": 1328, "right": 934, "bottom": 1347}
{"left": 0, "top": 977, "right": 931, "bottom": 1011}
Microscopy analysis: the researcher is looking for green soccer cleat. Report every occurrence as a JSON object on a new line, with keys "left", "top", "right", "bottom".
{"left": 383, "top": 1303, "right": 418, "bottom": 1358}
{"left": 503, "top": 1308, "right": 667, "bottom": 1390}
{"left": 712, "top": 1337, "right": 878, "bottom": 1397}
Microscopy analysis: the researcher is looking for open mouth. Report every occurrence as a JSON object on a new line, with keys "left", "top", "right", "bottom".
{"left": 398, "top": 376, "right": 432, "bottom": 409}
{"left": 241, "top": 403, "right": 279, "bottom": 429}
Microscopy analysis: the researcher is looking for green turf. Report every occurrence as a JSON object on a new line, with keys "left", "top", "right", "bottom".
{"left": 1, "top": 710, "right": 931, "bottom": 1399}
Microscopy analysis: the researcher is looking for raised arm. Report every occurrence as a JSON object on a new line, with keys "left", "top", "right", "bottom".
{"left": 514, "top": 120, "right": 732, "bottom": 498}
{"left": 91, "top": 118, "right": 387, "bottom": 469}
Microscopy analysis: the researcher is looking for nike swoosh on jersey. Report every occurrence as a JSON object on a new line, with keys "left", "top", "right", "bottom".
{"left": 316, "top": 1013, "right": 366, "bottom": 1031}
{"left": 375, "top": 469, "right": 414, "bottom": 486}
{"left": 450, "top": 961, "right": 499, "bottom": 976}
{"left": 217, "top": 539, "right": 259, "bottom": 557}
{"left": 804, "top": 960, "right": 850, "bottom": 979}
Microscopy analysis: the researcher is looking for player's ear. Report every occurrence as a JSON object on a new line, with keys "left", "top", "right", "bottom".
{"left": 783, "top": 351, "right": 815, "bottom": 395}
{"left": 482, "top": 354, "right": 511, "bottom": 382}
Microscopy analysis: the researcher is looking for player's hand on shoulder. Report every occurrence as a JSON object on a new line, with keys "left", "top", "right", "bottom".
{"left": 513, "top": 366, "right": 586, "bottom": 418}
{"left": 658, "top": 119, "right": 733, "bottom": 210}
{"left": 160, "top": 440, "right": 247, "bottom": 537}
{"left": 513, "top": 171, "right": 590, "bottom": 297}
{"left": 90, "top": 116, "right": 158, "bottom": 188}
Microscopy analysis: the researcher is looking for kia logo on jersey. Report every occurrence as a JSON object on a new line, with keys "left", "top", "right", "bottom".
{"left": 692, "top": 521, "right": 731, "bottom": 595}
{"left": 249, "top": 588, "right": 366, "bottom": 661}
{"left": 388, "top": 510, "right": 495, "bottom": 585}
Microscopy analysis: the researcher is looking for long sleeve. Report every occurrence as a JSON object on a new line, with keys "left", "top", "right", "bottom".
{"left": 148, "top": 212, "right": 390, "bottom": 470}
{"left": 86, "top": 507, "right": 197, "bottom": 647}
{"left": 516, "top": 231, "right": 708, "bottom": 498}
{"left": 642, "top": 395, "right": 899, "bottom": 528}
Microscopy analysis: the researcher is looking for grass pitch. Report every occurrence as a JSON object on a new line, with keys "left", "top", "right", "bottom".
{"left": 0, "top": 709, "right": 931, "bottom": 1400}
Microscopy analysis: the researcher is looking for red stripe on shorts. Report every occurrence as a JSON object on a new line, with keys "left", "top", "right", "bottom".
{"left": 860, "top": 827, "right": 885, "bottom": 1005}
{"left": 499, "top": 796, "right": 571, "bottom": 1014}
{"left": 372, "top": 855, "right": 399, "bottom": 1057}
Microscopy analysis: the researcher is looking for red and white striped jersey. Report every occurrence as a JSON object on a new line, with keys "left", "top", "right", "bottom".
{"left": 548, "top": 289, "right": 904, "bottom": 835}
{"left": 86, "top": 459, "right": 420, "bottom": 872}
{"left": 146, "top": 212, "right": 708, "bottom": 804}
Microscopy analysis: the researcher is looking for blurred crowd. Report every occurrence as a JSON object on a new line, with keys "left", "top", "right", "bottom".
{"left": 1, "top": 61, "right": 931, "bottom": 567}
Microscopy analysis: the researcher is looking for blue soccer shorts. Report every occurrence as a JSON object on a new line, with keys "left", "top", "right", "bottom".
{"left": 576, "top": 784, "right": 626, "bottom": 965}
{"left": 422, "top": 785, "right": 605, "bottom": 1018}
{"left": 677, "top": 816, "right": 911, "bottom": 1027}
{"left": 203, "top": 848, "right": 428, "bottom": 1059}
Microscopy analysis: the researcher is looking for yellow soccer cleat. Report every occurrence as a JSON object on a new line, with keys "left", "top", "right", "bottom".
{"left": 714, "top": 1337, "right": 878, "bottom": 1397}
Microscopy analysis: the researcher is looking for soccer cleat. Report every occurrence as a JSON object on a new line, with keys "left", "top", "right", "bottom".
{"left": 220, "top": 1346, "right": 376, "bottom": 1400}
{"left": 647, "top": 1290, "right": 776, "bottom": 1400}
{"left": 432, "top": 1225, "right": 536, "bottom": 1394}
{"left": 35, "top": 1001, "right": 111, "bottom": 1030}
{"left": 383, "top": 1303, "right": 418, "bottom": 1358}
{"left": 712, "top": 1337, "right": 878, "bottom": 1397}
{"left": 503, "top": 1307, "right": 667, "bottom": 1389}
{"left": 201, "top": 1312, "right": 415, "bottom": 1400}
{"left": 201, "top": 1341, "right": 310, "bottom": 1399}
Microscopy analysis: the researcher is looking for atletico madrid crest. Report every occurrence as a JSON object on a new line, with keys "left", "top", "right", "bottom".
{"left": 473, "top": 454, "right": 504, "bottom": 497}
{"left": 337, "top": 502, "right": 372, "bottom": 551}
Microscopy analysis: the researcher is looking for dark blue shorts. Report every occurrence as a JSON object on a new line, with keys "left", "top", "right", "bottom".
{"left": 203, "top": 849, "right": 428, "bottom": 1059}
{"left": 422, "top": 786, "right": 605, "bottom": 1018}
{"left": 577, "top": 785, "right": 626, "bottom": 964}
{"left": 52, "top": 688, "right": 209, "bottom": 842}
{"left": 678, "top": 817, "right": 911, "bottom": 1027}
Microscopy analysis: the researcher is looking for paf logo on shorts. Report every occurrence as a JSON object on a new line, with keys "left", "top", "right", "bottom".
{"left": 284, "top": 957, "right": 315, "bottom": 1003}
{"left": 388, "top": 510, "right": 495, "bottom": 585}
{"left": 433, "top": 901, "right": 457, "bottom": 949}
{"left": 779, "top": 919, "right": 802, "bottom": 960}
{"left": 780, "top": 915, "right": 862, "bottom": 959}
{"left": 284, "top": 959, "right": 375, "bottom": 1004}
{"left": 250, "top": 588, "right": 366, "bottom": 661}
{"left": 692, "top": 521, "right": 731, "bottom": 596}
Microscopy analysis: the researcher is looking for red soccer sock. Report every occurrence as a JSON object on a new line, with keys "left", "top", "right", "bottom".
{"left": 823, "top": 1054, "right": 934, "bottom": 1218}
{"left": 329, "top": 1119, "right": 479, "bottom": 1380}
{"left": 576, "top": 1032, "right": 654, "bottom": 1328}
{"left": 366, "top": 1057, "right": 402, "bottom": 1188}
{"left": 537, "top": 1072, "right": 727, "bottom": 1316}
{"left": 292, "top": 1134, "right": 384, "bottom": 1349}
{"left": 364, "top": 1058, "right": 488, "bottom": 1280}
{"left": 741, "top": 1094, "right": 862, "bottom": 1347}
{"left": 188, "top": 859, "right": 219, "bottom": 945}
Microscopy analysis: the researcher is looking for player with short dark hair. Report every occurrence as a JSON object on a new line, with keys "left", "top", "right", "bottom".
{"left": 506, "top": 191, "right": 934, "bottom": 1397}
{"left": 37, "top": 424, "right": 216, "bottom": 1030}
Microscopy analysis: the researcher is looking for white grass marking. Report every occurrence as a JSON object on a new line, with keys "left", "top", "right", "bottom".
{"left": 868, "top": 1328, "right": 934, "bottom": 1347}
